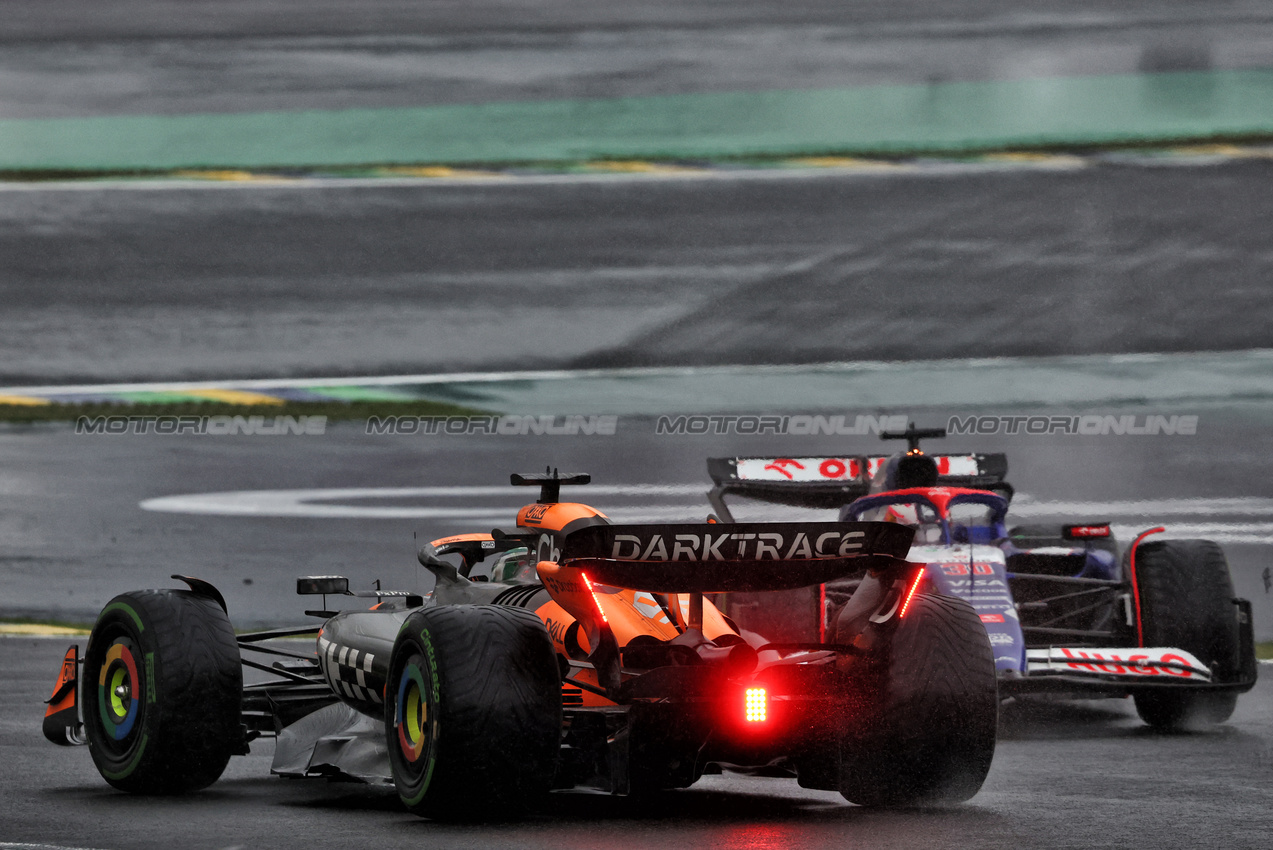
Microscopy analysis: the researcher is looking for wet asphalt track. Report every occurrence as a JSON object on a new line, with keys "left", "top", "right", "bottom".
{"left": 4, "top": 158, "right": 1273, "bottom": 384}
{"left": 5, "top": 636, "right": 1272, "bottom": 850}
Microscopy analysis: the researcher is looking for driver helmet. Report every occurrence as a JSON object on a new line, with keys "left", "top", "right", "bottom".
{"left": 869, "top": 452, "right": 939, "bottom": 494}
{"left": 490, "top": 547, "right": 534, "bottom": 583}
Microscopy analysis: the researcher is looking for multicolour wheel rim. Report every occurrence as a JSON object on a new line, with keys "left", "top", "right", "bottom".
{"left": 395, "top": 660, "right": 429, "bottom": 764}
{"left": 97, "top": 640, "right": 140, "bottom": 741}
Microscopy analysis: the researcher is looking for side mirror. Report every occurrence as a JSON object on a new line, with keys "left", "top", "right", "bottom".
{"left": 297, "top": 576, "right": 350, "bottom": 595}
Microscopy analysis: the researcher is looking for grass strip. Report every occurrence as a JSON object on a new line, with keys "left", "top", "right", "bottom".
{"left": 0, "top": 617, "right": 92, "bottom": 636}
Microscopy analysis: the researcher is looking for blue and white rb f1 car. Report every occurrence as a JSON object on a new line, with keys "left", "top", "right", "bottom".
{"left": 705, "top": 425, "right": 1258, "bottom": 729}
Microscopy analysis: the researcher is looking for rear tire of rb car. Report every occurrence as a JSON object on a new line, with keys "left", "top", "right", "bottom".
{"left": 385, "top": 604, "right": 561, "bottom": 820}
{"left": 838, "top": 593, "right": 998, "bottom": 807}
{"left": 1129, "top": 539, "right": 1241, "bottom": 730}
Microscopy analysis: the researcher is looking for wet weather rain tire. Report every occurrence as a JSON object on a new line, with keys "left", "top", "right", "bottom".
{"left": 82, "top": 589, "right": 242, "bottom": 794}
{"left": 1131, "top": 539, "right": 1241, "bottom": 729}
{"left": 839, "top": 593, "right": 997, "bottom": 807}
{"left": 386, "top": 605, "right": 561, "bottom": 820}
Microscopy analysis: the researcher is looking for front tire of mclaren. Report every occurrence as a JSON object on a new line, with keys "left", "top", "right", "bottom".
{"left": 1130, "top": 539, "right": 1241, "bottom": 730}
{"left": 386, "top": 604, "right": 561, "bottom": 820}
{"left": 82, "top": 589, "right": 242, "bottom": 794}
{"left": 838, "top": 593, "right": 998, "bottom": 807}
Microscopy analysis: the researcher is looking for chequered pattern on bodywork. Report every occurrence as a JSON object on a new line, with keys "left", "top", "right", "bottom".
{"left": 317, "top": 637, "right": 380, "bottom": 704}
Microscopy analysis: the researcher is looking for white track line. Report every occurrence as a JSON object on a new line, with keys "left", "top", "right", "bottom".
{"left": 140, "top": 484, "right": 709, "bottom": 518}
{"left": 1012, "top": 497, "right": 1273, "bottom": 517}
{"left": 1108, "top": 527, "right": 1273, "bottom": 546}
{"left": 140, "top": 488, "right": 1273, "bottom": 538}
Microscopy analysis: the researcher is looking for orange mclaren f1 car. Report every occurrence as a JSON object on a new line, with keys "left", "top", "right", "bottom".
{"left": 44, "top": 470, "right": 998, "bottom": 816}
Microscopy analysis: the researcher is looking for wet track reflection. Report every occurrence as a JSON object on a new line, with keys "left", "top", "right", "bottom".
{"left": 5, "top": 638, "right": 1271, "bottom": 850}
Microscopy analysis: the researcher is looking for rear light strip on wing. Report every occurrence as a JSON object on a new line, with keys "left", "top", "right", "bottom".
{"left": 898, "top": 567, "right": 925, "bottom": 618}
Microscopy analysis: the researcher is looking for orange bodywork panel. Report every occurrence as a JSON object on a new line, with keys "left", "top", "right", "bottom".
{"left": 428, "top": 532, "right": 494, "bottom": 547}
{"left": 537, "top": 561, "right": 733, "bottom": 648}
{"left": 45, "top": 646, "right": 78, "bottom": 716}
{"left": 535, "top": 559, "right": 738, "bottom": 705}
{"left": 43, "top": 645, "right": 84, "bottom": 746}
{"left": 517, "top": 502, "right": 607, "bottom": 532}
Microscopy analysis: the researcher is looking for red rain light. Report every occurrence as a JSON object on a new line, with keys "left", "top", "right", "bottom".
{"left": 744, "top": 687, "right": 767, "bottom": 722}
{"left": 898, "top": 567, "right": 925, "bottom": 619}
{"left": 581, "top": 572, "right": 609, "bottom": 624}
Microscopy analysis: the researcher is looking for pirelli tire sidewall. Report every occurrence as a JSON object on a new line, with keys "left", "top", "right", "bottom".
{"left": 83, "top": 589, "right": 242, "bottom": 794}
{"left": 1131, "top": 539, "right": 1242, "bottom": 728}
{"left": 385, "top": 604, "right": 562, "bottom": 820}
{"left": 839, "top": 592, "right": 998, "bottom": 807}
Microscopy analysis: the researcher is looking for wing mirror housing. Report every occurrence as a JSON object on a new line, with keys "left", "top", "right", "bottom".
{"left": 297, "top": 576, "right": 350, "bottom": 595}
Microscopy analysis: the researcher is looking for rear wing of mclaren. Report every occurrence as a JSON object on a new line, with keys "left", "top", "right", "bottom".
{"left": 416, "top": 520, "right": 914, "bottom": 593}
{"left": 705, "top": 454, "right": 1008, "bottom": 521}
{"left": 553, "top": 521, "right": 914, "bottom": 593}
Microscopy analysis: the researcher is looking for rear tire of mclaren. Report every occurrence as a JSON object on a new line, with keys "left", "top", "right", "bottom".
{"left": 838, "top": 593, "right": 998, "bottom": 807}
{"left": 385, "top": 604, "right": 562, "bottom": 820}
{"left": 1130, "top": 539, "right": 1241, "bottom": 730}
{"left": 82, "top": 589, "right": 242, "bottom": 794}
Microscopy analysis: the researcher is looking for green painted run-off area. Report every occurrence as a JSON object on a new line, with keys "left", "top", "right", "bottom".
{"left": 2, "top": 70, "right": 1273, "bottom": 171}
